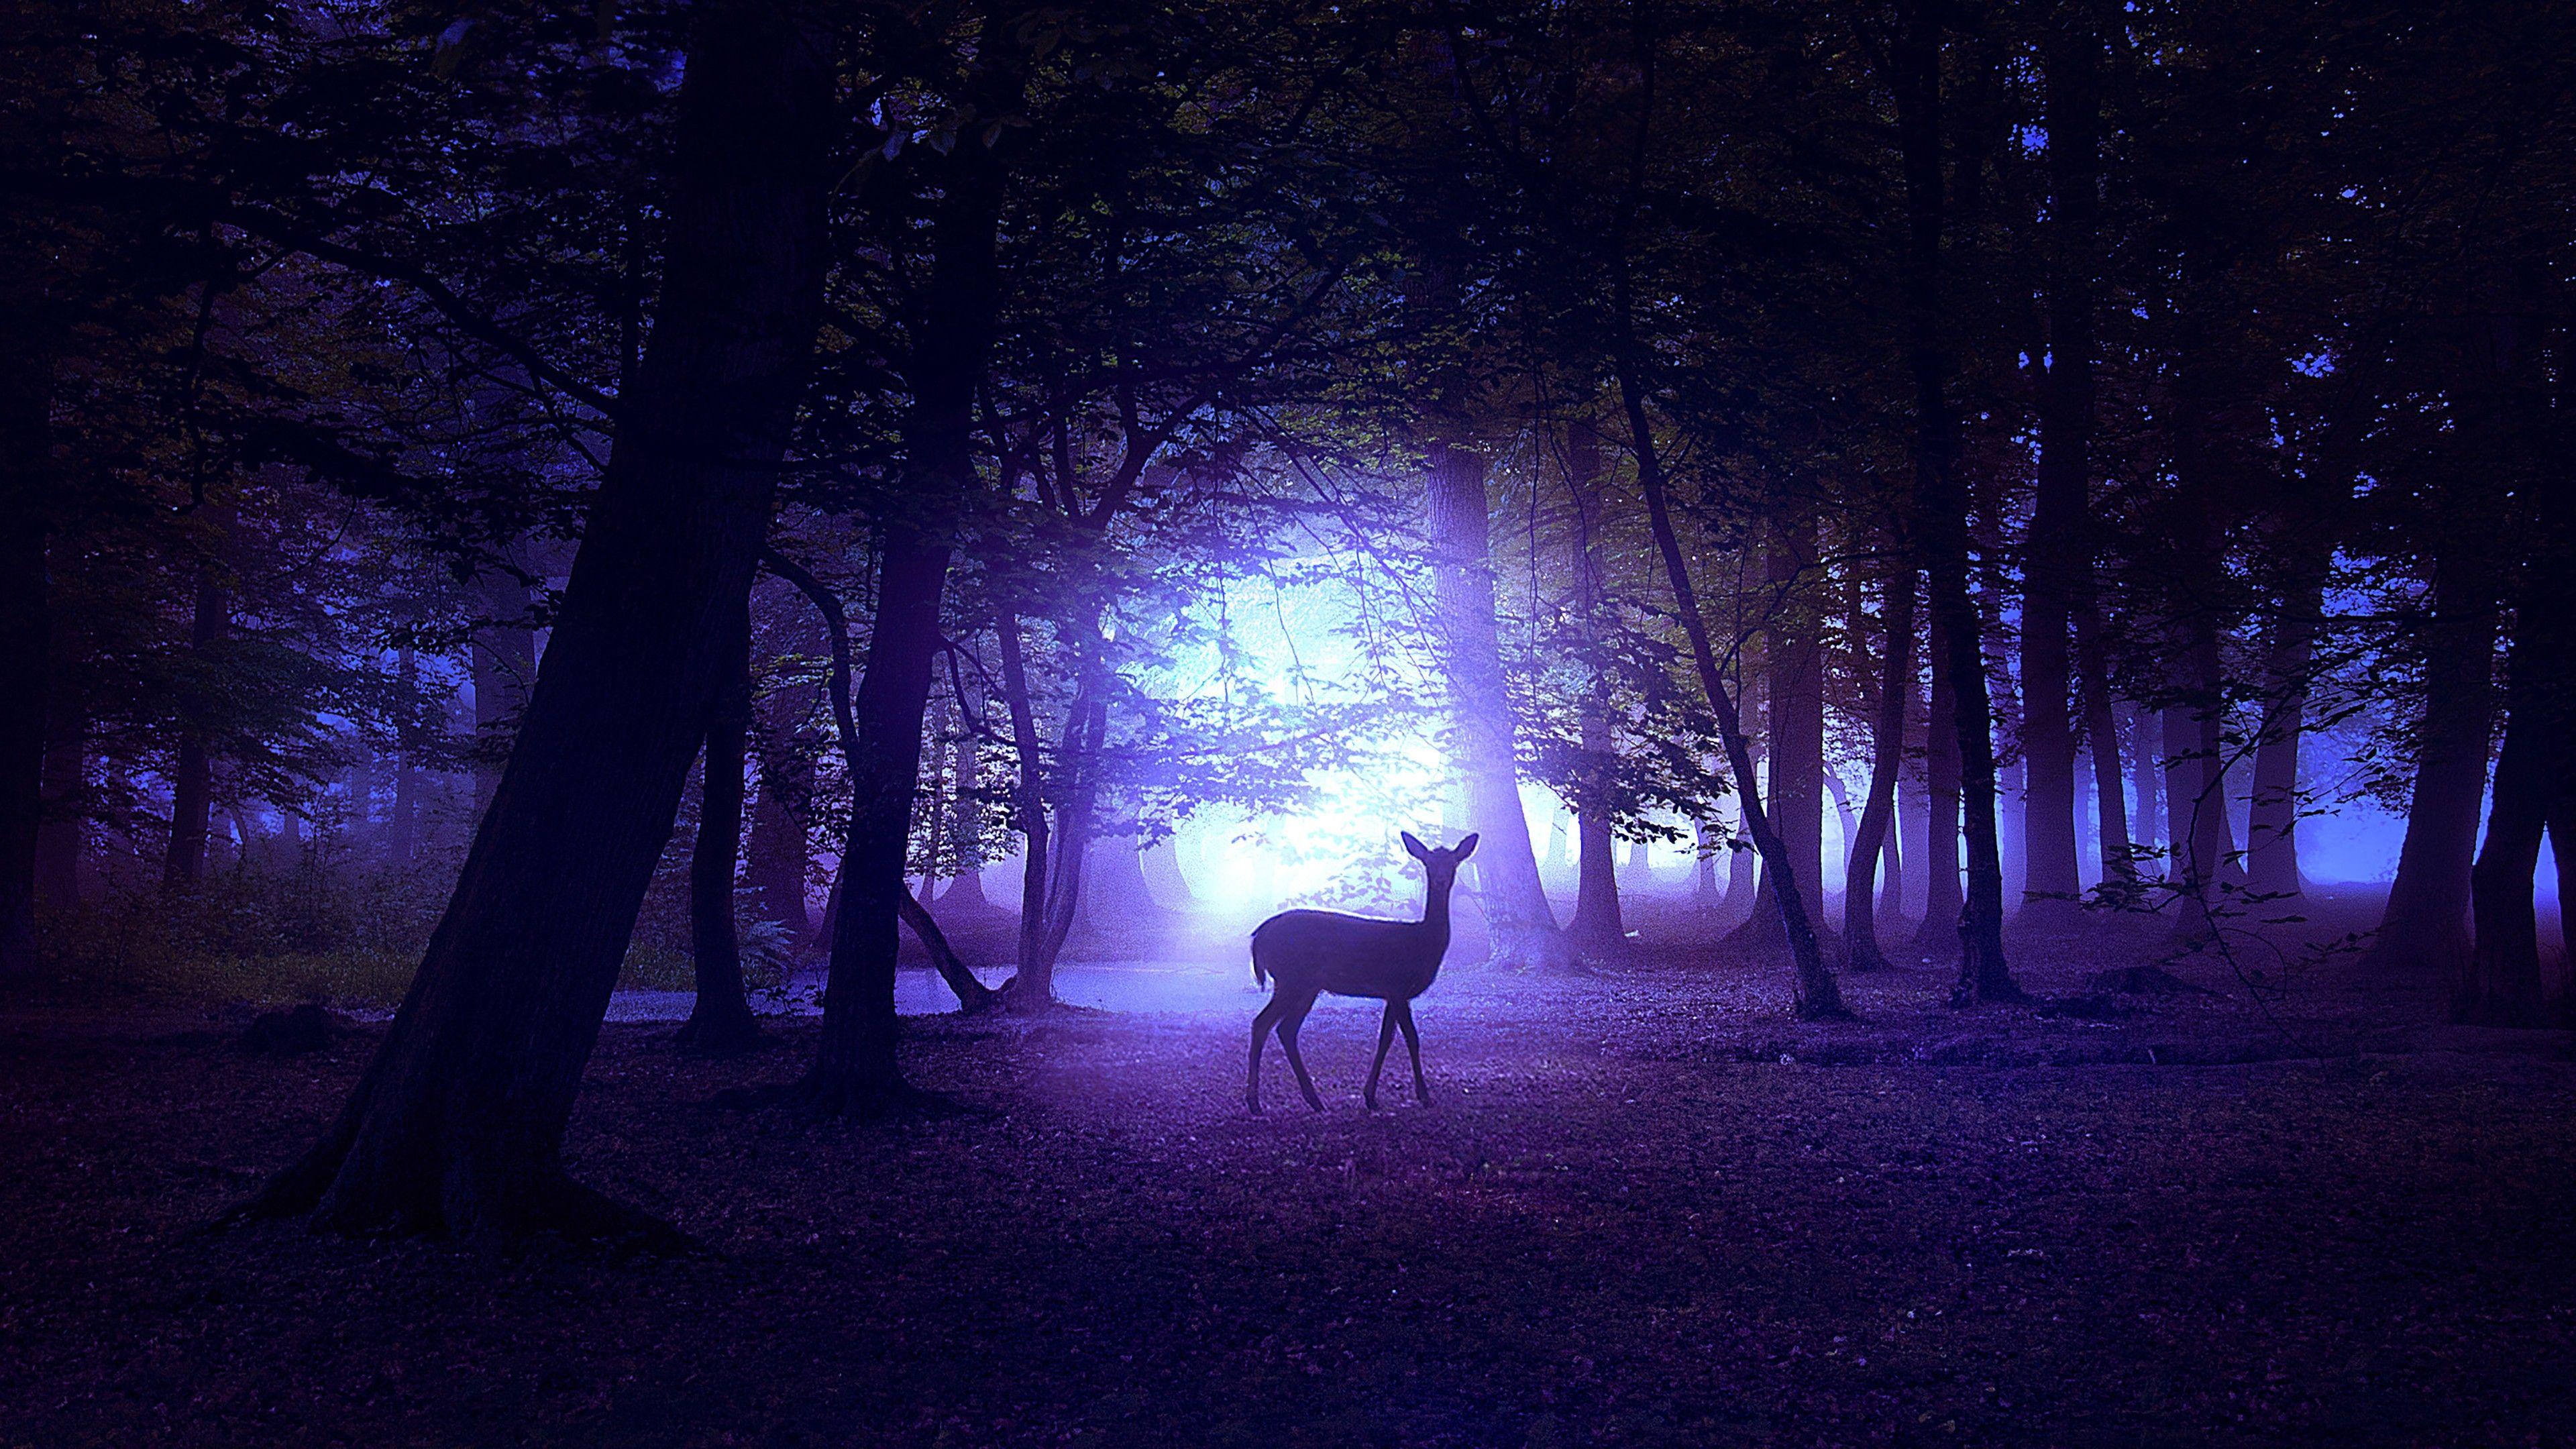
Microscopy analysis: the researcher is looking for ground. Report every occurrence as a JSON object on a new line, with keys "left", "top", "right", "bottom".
{"left": 5, "top": 900, "right": 2575, "bottom": 1448}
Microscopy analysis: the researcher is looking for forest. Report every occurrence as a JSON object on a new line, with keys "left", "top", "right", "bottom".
{"left": 4, "top": 0, "right": 2575, "bottom": 1444}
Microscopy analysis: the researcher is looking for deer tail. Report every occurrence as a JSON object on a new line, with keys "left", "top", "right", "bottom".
{"left": 1248, "top": 930, "right": 1269, "bottom": 987}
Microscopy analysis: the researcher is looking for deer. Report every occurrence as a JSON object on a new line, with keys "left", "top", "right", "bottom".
{"left": 1246, "top": 830, "right": 1477, "bottom": 1114}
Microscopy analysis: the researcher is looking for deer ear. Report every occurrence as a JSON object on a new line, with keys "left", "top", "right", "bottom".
{"left": 1451, "top": 833, "right": 1479, "bottom": 863}
{"left": 1401, "top": 830, "right": 1430, "bottom": 861}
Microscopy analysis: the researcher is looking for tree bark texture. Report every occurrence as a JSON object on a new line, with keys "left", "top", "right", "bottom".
{"left": 470, "top": 566, "right": 537, "bottom": 816}
{"left": 242, "top": 0, "right": 834, "bottom": 1236}
{"left": 2369, "top": 547, "right": 2496, "bottom": 973}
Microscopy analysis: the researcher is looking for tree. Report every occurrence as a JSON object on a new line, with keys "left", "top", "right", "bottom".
{"left": 242, "top": 0, "right": 836, "bottom": 1234}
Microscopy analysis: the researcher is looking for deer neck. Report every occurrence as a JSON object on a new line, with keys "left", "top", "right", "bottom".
{"left": 1419, "top": 875, "right": 1454, "bottom": 955}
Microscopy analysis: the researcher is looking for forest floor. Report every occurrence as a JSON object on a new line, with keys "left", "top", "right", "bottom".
{"left": 6, "top": 893, "right": 2576, "bottom": 1448}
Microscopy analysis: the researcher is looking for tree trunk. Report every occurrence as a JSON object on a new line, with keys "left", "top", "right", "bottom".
{"left": 1879, "top": 790, "right": 1904, "bottom": 920}
{"left": 0, "top": 174, "right": 57, "bottom": 977}
{"left": 0, "top": 431, "right": 39, "bottom": 976}
{"left": 1566, "top": 692, "right": 1626, "bottom": 955}
{"left": 1894, "top": 0, "right": 2018, "bottom": 1003}
{"left": 1913, "top": 612, "right": 1964, "bottom": 947}
{"left": 470, "top": 567, "right": 537, "bottom": 815}
{"left": 2125, "top": 698, "right": 2161, "bottom": 873}
{"left": 1846, "top": 564, "right": 1917, "bottom": 971}
{"left": 2076, "top": 597, "right": 2133, "bottom": 887}
{"left": 2369, "top": 550, "right": 2499, "bottom": 973}
{"left": 2248, "top": 551, "right": 2327, "bottom": 898}
{"left": 1693, "top": 817, "right": 1721, "bottom": 909}
{"left": 1426, "top": 440, "right": 1572, "bottom": 971}
{"left": 676, "top": 598, "right": 769, "bottom": 1054}
{"left": 162, "top": 529, "right": 229, "bottom": 890}
{"left": 1620, "top": 368, "right": 1848, "bottom": 1018}
{"left": 1568, "top": 809, "right": 1623, "bottom": 951}
{"left": 240, "top": 0, "right": 833, "bottom": 1237}
{"left": 1769, "top": 512, "right": 1828, "bottom": 934}
{"left": 34, "top": 705, "right": 80, "bottom": 907}
{"left": 2019, "top": 0, "right": 2098, "bottom": 922}
{"left": 2460, "top": 688, "right": 2549, "bottom": 1026}
{"left": 1138, "top": 836, "right": 1193, "bottom": 910}
{"left": 743, "top": 586, "right": 820, "bottom": 937}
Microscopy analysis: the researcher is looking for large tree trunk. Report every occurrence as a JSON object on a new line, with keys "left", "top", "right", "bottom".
{"left": 1846, "top": 564, "right": 1917, "bottom": 971}
{"left": 1426, "top": 441, "right": 1572, "bottom": 971}
{"left": 1735, "top": 511, "right": 1828, "bottom": 950}
{"left": 162, "top": 523, "right": 229, "bottom": 890}
{"left": 1894, "top": 0, "right": 2018, "bottom": 1003}
{"left": 2019, "top": 1, "right": 2098, "bottom": 921}
{"left": 676, "top": 598, "right": 769, "bottom": 1055}
{"left": 2368, "top": 549, "right": 2497, "bottom": 973}
{"left": 2460, "top": 684, "right": 2551, "bottom": 1026}
{"left": 240, "top": 0, "right": 833, "bottom": 1237}
{"left": 1565, "top": 718, "right": 1626, "bottom": 955}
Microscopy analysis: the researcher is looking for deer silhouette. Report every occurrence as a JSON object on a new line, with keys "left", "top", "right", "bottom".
{"left": 1246, "top": 830, "right": 1477, "bottom": 1113}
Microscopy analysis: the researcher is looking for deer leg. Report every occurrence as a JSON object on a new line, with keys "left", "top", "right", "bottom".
{"left": 1276, "top": 988, "right": 1326, "bottom": 1111}
{"left": 1247, "top": 995, "right": 1287, "bottom": 1114}
{"left": 1395, "top": 998, "right": 1430, "bottom": 1104}
{"left": 1364, "top": 1004, "right": 1399, "bottom": 1111}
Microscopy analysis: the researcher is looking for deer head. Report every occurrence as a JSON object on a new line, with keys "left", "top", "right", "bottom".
{"left": 1400, "top": 830, "right": 1478, "bottom": 908}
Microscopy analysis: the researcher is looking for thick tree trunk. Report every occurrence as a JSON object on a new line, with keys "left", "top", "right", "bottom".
{"left": 676, "top": 599, "right": 769, "bottom": 1055}
{"left": 162, "top": 538, "right": 229, "bottom": 890}
{"left": 2019, "top": 1, "right": 2098, "bottom": 921}
{"left": 1746, "top": 513, "right": 1827, "bottom": 945}
{"left": 1846, "top": 565, "right": 1917, "bottom": 971}
{"left": 0, "top": 161, "right": 58, "bottom": 977}
{"left": 1426, "top": 441, "right": 1572, "bottom": 971}
{"left": 2370, "top": 549, "right": 2496, "bottom": 973}
{"left": 2460, "top": 693, "right": 2550, "bottom": 1026}
{"left": 1895, "top": 0, "right": 2018, "bottom": 1003}
{"left": 1566, "top": 692, "right": 1626, "bottom": 955}
{"left": 240, "top": 0, "right": 833, "bottom": 1237}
